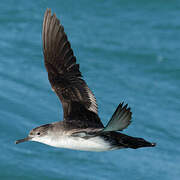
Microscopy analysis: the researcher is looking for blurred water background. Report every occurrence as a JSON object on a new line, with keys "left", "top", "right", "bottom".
{"left": 0, "top": 0, "right": 180, "bottom": 179}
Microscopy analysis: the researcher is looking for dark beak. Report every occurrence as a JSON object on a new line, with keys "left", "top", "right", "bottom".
{"left": 15, "top": 136, "right": 31, "bottom": 144}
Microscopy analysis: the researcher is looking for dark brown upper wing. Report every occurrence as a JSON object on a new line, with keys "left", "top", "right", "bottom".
{"left": 42, "top": 9, "right": 103, "bottom": 128}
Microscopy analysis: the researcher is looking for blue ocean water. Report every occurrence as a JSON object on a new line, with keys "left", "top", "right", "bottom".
{"left": 0, "top": 0, "right": 180, "bottom": 179}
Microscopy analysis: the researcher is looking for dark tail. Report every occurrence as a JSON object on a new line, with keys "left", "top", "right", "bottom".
{"left": 108, "top": 132, "right": 156, "bottom": 149}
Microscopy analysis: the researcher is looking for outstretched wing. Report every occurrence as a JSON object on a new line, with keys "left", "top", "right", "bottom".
{"left": 42, "top": 9, "right": 103, "bottom": 128}
{"left": 103, "top": 103, "right": 132, "bottom": 132}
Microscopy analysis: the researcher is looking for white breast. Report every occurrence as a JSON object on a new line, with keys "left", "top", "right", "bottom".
{"left": 33, "top": 135, "right": 114, "bottom": 152}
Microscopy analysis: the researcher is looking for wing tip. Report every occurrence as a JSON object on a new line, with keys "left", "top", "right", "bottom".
{"left": 44, "top": 8, "right": 51, "bottom": 21}
{"left": 103, "top": 101, "right": 132, "bottom": 132}
{"left": 44, "top": 8, "right": 57, "bottom": 19}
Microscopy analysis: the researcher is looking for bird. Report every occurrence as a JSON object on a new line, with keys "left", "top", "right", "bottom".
{"left": 15, "top": 9, "right": 156, "bottom": 152}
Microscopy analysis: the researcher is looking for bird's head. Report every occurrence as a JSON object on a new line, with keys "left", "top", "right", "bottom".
{"left": 15, "top": 124, "right": 52, "bottom": 144}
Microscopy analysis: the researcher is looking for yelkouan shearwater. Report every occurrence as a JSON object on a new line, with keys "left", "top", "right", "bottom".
{"left": 15, "top": 9, "right": 156, "bottom": 152}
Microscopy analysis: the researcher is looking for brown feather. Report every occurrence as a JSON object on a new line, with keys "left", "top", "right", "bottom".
{"left": 42, "top": 9, "right": 103, "bottom": 128}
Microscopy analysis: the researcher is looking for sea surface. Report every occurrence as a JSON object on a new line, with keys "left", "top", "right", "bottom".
{"left": 0, "top": 0, "right": 180, "bottom": 179}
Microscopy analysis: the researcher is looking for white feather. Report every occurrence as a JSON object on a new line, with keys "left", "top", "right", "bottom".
{"left": 32, "top": 135, "right": 114, "bottom": 152}
{"left": 85, "top": 86, "right": 98, "bottom": 114}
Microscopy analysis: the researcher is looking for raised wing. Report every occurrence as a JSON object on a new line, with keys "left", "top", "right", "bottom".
{"left": 42, "top": 9, "right": 103, "bottom": 128}
{"left": 103, "top": 103, "right": 132, "bottom": 132}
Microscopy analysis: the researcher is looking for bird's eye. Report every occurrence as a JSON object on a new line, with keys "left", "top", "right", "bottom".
{"left": 37, "top": 132, "right": 40, "bottom": 135}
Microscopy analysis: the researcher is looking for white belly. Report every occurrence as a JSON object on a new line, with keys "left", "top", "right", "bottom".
{"left": 33, "top": 135, "right": 114, "bottom": 152}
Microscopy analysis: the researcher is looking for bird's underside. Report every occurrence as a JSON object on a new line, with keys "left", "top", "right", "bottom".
{"left": 15, "top": 9, "right": 156, "bottom": 151}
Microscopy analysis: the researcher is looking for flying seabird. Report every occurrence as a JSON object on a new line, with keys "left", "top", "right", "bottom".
{"left": 15, "top": 9, "right": 156, "bottom": 151}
